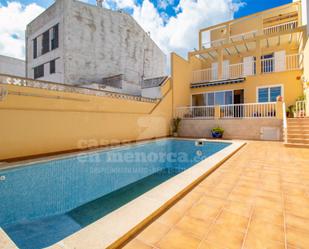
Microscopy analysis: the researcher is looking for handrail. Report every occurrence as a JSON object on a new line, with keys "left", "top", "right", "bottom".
{"left": 264, "top": 20, "right": 298, "bottom": 35}
{"left": 282, "top": 102, "right": 287, "bottom": 143}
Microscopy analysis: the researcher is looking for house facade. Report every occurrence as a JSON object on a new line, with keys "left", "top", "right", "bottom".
{"left": 25, "top": 0, "right": 166, "bottom": 95}
{"left": 172, "top": 1, "right": 308, "bottom": 142}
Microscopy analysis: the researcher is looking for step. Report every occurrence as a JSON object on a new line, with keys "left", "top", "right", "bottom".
{"left": 284, "top": 143, "right": 309, "bottom": 148}
{"left": 287, "top": 134, "right": 309, "bottom": 139}
{"left": 288, "top": 124, "right": 309, "bottom": 130}
{"left": 287, "top": 138, "right": 309, "bottom": 144}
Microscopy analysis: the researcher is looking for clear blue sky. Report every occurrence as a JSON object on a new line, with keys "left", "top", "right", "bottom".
{"left": 0, "top": 0, "right": 294, "bottom": 19}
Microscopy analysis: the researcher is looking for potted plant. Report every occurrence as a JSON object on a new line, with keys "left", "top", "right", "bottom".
{"left": 286, "top": 105, "right": 295, "bottom": 118}
{"left": 211, "top": 127, "right": 224, "bottom": 139}
{"left": 172, "top": 117, "right": 181, "bottom": 137}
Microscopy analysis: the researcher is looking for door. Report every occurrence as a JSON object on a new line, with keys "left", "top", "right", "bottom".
{"left": 233, "top": 90, "right": 244, "bottom": 117}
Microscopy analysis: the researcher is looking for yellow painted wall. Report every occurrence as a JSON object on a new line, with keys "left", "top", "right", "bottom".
{"left": 190, "top": 70, "right": 303, "bottom": 107}
{"left": 0, "top": 80, "right": 173, "bottom": 160}
{"left": 171, "top": 53, "right": 203, "bottom": 111}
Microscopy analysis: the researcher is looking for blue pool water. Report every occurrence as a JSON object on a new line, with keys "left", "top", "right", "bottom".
{"left": 0, "top": 139, "right": 230, "bottom": 249}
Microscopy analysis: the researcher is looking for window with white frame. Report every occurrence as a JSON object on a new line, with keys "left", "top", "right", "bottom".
{"left": 192, "top": 90, "right": 233, "bottom": 106}
{"left": 258, "top": 86, "right": 282, "bottom": 102}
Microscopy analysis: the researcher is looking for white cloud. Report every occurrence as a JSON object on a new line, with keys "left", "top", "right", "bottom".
{"left": 0, "top": 2, "right": 44, "bottom": 60}
{"left": 111, "top": 0, "right": 243, "bottom": 61}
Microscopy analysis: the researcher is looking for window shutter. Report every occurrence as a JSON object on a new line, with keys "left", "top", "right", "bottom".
{"left": 42, "top": 30, "right": 50, "bottom": 54}
{"left": 211, "top": 62, "right": 218, "bottom": 80}
{"left": 222, "top": 60, "right": 229, "bottom": 79}
{"left": 274, "top": 50, "right": 286, "bottom": 72}
{"left": 243, "top": 56, "right": 254, "bottom": 76}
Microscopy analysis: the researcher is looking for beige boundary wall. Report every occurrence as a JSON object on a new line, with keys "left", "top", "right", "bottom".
{"left": 0, "top": 79, "right": 173, "bottom": 161}
{"left": 179, "top": 118, "right": 283, "bottom": 141}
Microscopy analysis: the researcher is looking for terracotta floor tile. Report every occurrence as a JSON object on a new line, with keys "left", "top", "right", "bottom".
{"left": 123, "top": 239, "right": 153, "bottom": 249}
{"left": 285, "top": 213, "right": 309, "bottom": 233}
{"left": 188, "top": 203, "right": 221, "bottom": 221}
{"left": 198, "top": 196, "right": 227, "bottom": 208}
{"left": 223, "top": 201, "right": 252, "bottom": 218}
{"left": 206, "top": 187, "right": 231, "bottom": 199}
{"left": 137, "top": 222, "right": 170, "bottom": 245}
{"left": 156, "top": 209, "right": 184, "bottom": 227}
{"left": 198, "top": 240, "right": 225, "bottom": 249}
{"left": 247, "top": 220, "right": 285, "bottom": 243}
{"left": 286, "top": 227, "right": 309, "bottom": 248}
{"left": 285, "top": 203, "right": 309, "bottom": 219}
{"left": 171, "top": 198, "right": 195, "bottom": 214}
{"left": 175, "top": 215, "right": 213, "bottom": 239}
{"left": 215, "top": 211, "right": 249, "bottom": 233}
{"left": 227, "top": 192, "right": 255, "bottom": 204}
{"left": 252, "top": 206, "right": 284, "bottom": 226}
{"left": 255, "top": 196, "right": 283, "bottom": 211}
{"left": 156, "top": 228, "right": 201, "bottom": 249}
{"left": 205, "top": 224, "right": 245, "bottom": 249}
{"left": 243, "top": 232, "right": 285, "bottom": 249}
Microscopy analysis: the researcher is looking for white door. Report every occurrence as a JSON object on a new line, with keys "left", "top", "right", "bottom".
{"left": 222, "top": 60, "right": 229, "bottom": 79}
{"left": 274, "top": 50, "right": 286, "bottom": 72}
{"left": 212, "top": 62, "right": 218, "bottom": 81}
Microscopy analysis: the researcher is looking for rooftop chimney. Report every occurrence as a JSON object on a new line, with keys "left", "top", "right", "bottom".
{"left": 96, "top": 0, "right": 103, "bottom": 7}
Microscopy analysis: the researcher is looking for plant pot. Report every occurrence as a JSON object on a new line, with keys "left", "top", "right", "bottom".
{"left": 211, "top": 131, "right": 223, "bottom": 138}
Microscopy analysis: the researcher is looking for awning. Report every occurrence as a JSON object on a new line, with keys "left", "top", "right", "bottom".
{"left": 190, "top": 77, "right": 246, "bottom": 88}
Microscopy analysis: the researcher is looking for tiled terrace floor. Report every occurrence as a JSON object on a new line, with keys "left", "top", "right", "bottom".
{"left": 123, "top": 141, "right": 309, "bottom": 249}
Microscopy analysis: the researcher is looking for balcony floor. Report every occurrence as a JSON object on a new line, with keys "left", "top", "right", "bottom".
{"left": 123, "top": 141, "right": 309, "bottom": 249}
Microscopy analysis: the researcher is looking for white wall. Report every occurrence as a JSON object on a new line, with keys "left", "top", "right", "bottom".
{"left": 0, "top": 55, "right": 25, "bottom": 77}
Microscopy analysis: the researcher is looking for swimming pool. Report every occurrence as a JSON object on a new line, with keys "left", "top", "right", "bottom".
{"left": 0, "top": 138, "right": 230, "bottom": 249}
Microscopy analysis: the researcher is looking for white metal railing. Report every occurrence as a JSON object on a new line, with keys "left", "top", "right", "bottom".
{"left": 176, "top": 106, "right": 215, "bottom": 119}
{"left": 192, "top": 68, "right": 216, "bottom": 83}
{"left": 202, "top": 38, "right": 227, "bottom": 48}
{"left": 295, "top": 100, "right": 306, "bottom": 118}
{"left": 286, "top": 53, "right": 303, "bottom": 71}
{"left": 261, "top": 57, "right": 274, "bottom": 74}
{"left": 283, "top": 102, "right": 287, "bottom": 143}
{"left": 230, "top": 30, "right": 258, "bottom": 42}
{"left": 229, "top": 63, "right": 244, "bottom": 79}
{"left": 220, "top": 102, "right": 277, "bottom": 119}
{"left": 263, "top": 21, "right": 298, "bottom": 35}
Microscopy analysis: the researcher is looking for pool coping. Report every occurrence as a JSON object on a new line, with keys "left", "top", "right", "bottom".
{"left": 0, "top": 138, "right": 246, "bottom": 249}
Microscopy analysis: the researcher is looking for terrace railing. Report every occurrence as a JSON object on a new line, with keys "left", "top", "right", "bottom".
{"left": 295, "top": 100, "right": 306, "bottom": 118}
{"left": 176, "top": 102, "right": 278, "bottom": 119}
{"left": 175, "top": 106, "right": 215, "bottom": 119}
{"left": 192, "top": 68, "right": 215, "bottom": 83}
{"left": 0, "top": 74, "right": 158, "bottom": 103}
{"left": 263, "top": 21, "right": 298, "bottom": 35}
{"left": 230, "top": 30, "right": 258, "bottom": 42}
{"left": 220, "top": 102, "right": 277, "bottom": 119}
{"left": 228, "top": 63, "right": 244, "bottom": 79}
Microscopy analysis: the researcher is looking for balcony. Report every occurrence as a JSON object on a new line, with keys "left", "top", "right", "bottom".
{"left": 263, "top": 20, "right": 298, "bottom": 35}
{"left": 192, "top": 53, "right": 302, "bottom": 84}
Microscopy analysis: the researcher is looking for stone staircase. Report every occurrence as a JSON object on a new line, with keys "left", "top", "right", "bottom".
{"left": 285, "top": 118, "right": 309, "bottom": 148}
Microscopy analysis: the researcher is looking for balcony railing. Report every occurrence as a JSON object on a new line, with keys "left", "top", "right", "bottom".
{"left": 220, "top": 102, "right": 277, "bottom": 119}
{"left": 176, "top": 106, "right": 215, "bottom": 119}
{"left": 230, "top": 30, "right": 258, "bottom": 42}
{"left": 192, "top": 53, "right": 302, "bottom": 83}
{"left": 176, "top": 102, "right": 277, "bottom": 119}
{"left": 263, "top": 21, "right": 298, "bottom": 35}
{"left": 261, "top": 53, "right": 303, "bottom": 74}
{"left": 295, "top": 100, "right": 306, "bottom": 117}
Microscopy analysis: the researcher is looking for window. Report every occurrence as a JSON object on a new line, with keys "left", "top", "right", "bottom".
{"left": 33, "top": 38, "right": 37, "bottom": 59}
{"left": 42, "top": 30, "right": 50, "bottom": 55}
{"left": 34, "top": 64, "right": 44, "bottom": 79}
{"left": 261, "top": 54, "right": 274, "bottom": 73}
{"left": 51, "top": 24, "right": 59, "bottom": 50}
{"left": 258, "top": 86, "right": 282, "bottom": 102}
{"left": 50, "top": 60, "right": 56, "bottom": 74}
{"left": 192, "top": 90, "right": 233, "bottom": 106}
